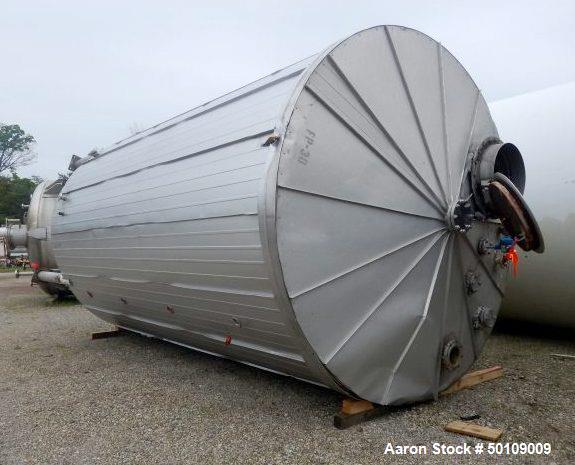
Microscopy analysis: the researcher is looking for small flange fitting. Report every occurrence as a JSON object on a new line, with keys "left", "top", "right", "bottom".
{"left": 442, "top": 339, "right": 463, "bottom": 370}
{"left": 446, "top": 199, "right": 474, "bottom": 233}
{"left": 472, "top": 306, "right": 496, "bottom": 330}
{"left": 464, "top": 270, "right": 482, "bottom": 295}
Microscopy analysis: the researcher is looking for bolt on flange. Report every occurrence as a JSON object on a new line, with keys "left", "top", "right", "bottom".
{"left": 446, "top": 199, "right": 474, "bottom": 233}
{"left": 472, "top": 306, "right": 496, "bottom": 330}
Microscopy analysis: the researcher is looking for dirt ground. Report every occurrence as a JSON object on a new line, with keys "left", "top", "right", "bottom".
{"left": 0, "top": 273, "right": 573, "bottom": 465}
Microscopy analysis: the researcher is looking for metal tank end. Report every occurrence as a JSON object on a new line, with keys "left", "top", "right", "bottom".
{"left": 275, "top": 25, "right": 546, "bottom": 406}
{"left": 5, "top": 180, "right": 74, "bottom": 299}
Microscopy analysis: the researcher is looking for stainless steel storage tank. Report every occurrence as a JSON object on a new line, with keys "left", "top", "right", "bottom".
{"left": 0, "top": 179, "right": 70, "bottom": 296}
{"left": 51, "top": 26, "right": 543, "bottom": 405}
{"left": 26, "top": 179, "right": 71, "bottom": 296}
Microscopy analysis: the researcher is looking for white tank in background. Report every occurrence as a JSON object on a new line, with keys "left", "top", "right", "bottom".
{"left": 491, "top": 82, "right": 575, "bottom": 329}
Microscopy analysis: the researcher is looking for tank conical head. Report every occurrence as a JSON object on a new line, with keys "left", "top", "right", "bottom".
{"left": 274, "top": 26, "right": 511, "bottom": 404}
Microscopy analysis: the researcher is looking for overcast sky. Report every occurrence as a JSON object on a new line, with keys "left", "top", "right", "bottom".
{"left": 1, "top": 0, "right": 574, "bottom": 179}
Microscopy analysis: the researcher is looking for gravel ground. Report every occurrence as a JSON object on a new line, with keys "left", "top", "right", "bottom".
{"left": 0, "top": 274, "right": 573, "bottom": 465}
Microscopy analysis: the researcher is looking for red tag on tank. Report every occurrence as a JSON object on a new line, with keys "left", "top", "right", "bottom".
{"left": 504, "top": 248, "right": 519, "bottom": 277}
{"left": 224, "top": 335, "right": 232, "bottom": 346}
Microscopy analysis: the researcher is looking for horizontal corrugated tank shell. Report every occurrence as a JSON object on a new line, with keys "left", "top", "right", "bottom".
{"left": 53, "top": 25, "right": 507, "bottom": 405}
{"left": 53, "top": 54, "right": 340, "bottom": 390}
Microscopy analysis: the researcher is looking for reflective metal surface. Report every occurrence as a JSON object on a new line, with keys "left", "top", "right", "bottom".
{"left": 51, "top": 26, "right": 532, "bottom": 404}
{"left": 25, "top": 179, "right": 68, "bottom": 296}
{"left": 26, "top": 180, "right": 62, "bottom": 270}
{"left": 274, "top": 26, "right": 511, "bottom": 404}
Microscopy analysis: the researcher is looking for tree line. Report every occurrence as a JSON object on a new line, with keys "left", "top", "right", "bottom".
{"left": 0, "top": 123, "right": 40, "bottom": 224}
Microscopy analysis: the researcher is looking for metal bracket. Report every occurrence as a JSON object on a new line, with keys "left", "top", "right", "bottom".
{"left": 262, "top": 134, "right": 280, "bottom": 147}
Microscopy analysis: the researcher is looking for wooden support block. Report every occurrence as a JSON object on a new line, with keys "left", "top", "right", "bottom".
{"left": 445, "top": 420, "right": 503, "bottom": 441}
{"left": 440, "top": 366, "right": 503, "bottom": 396}
{"left": 341, "top": 398, "right": 374, "bottom": 415}
{"left": 334, "top": 405, "right": 386, "bottom": 429}
{"left": 334, "top": 398, "right": 387, "bottom": 429}
{"left": 91, "top": 327, "right": 126, "bottom": 340}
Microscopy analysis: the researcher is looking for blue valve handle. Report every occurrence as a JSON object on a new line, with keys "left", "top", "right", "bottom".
{"left": 489, "top": 235, "right": 516, "bottom": 252}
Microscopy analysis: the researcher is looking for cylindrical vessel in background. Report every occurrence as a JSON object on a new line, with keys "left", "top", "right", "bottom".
{"left": 26, "top": 179, "right": 70, "bottom": 296}
{"left": 491, "top": 83, "right": 575, "bottom": 329}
